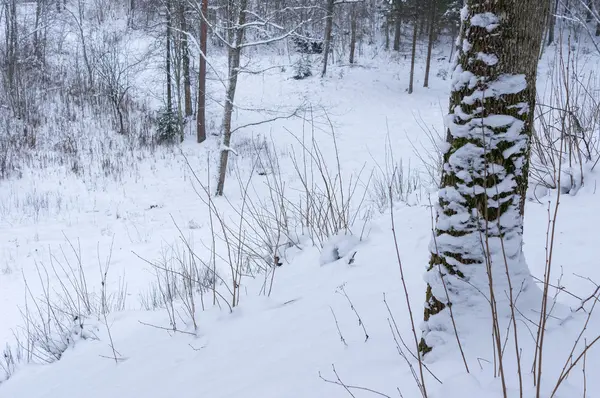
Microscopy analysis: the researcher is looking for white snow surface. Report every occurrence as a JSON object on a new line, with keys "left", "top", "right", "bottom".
{"left": 1, "top": 19, "right": 600, "bottom": 398}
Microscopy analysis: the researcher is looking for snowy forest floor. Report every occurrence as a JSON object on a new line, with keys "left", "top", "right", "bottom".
{"left": 1, "top": 34, "right": 600, "bottom": 397}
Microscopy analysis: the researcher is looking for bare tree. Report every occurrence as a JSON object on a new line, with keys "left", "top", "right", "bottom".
{"left": 423, "top": 0, "right": 437, "bottom": 88}
{"left": 65, "top": 0, "right": 94, "bottom": 87}
{"left": 212, "top": 1, "right": 310, "bottom": 195}
{"left": 165, "top": 0, "right": 173, "bottom": 114}
{"left": 321, "top": 0, "right": 335, "bottom": 77}
{"left": 196, "top": 0, "right": 208, "bottom": 143}
{"left": 392, "top": 0, "right": 402, "bottom": 51}
{"left": 94, "top": 37, "right": 146, "bottom": 135}
{"left": 215, "top": 0, "right": 248, "bottom": 196}
{"left": 349, "top": 3, "right": 357, "bottom": 64}
{"left": 408, "top": 16, "right": 418, "bottom": 94}
{"left": 3, "top": 0, "right": 21, "bottom": 117}
{"left": 178, "top": 0, "right": 192, "bottom": 117}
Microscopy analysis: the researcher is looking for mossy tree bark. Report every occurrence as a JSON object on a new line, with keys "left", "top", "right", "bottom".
{"left": 419, "top": 0, "right": 550, "bottom": 355}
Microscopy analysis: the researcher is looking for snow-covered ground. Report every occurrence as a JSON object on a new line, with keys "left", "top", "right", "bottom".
{"left": 2, "top": 14, "right": 600, "bottom": 398}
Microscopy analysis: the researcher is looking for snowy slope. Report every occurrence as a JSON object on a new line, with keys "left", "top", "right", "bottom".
{"left": 1, "top": 191, "right": 599, "bottom": 398}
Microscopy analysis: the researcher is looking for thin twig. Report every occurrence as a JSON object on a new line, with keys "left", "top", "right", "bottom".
{"left": 319, "top": 365, "right": 392, "bottom": 397}
{"left": 330, "top": 307, "right": 348, "bottom": 347}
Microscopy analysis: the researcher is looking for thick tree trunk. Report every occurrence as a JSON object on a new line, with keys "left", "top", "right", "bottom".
{"left": 197, "top": 0, "right": 208, "bottom": 143}
{"left": 420, "top": 0, "right": 550, "bottom": 355}
{"left": 321, "top": 0, "right": 335, "bottom": 77}
{"left": 349, "top": 4, "right": 357, "bottom": 64}
{"left": 423, "top": 0, "right": 436, "bottom": 88}
{"left": 216, "top": 0, "right": 247, "bottom": 196}
{"left": 408, "top": 19, "right": 418, "bottom": 94}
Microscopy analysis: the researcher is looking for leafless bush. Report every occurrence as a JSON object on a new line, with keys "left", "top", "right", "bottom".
{"left": 371, "top": 159, "right": 421, "bottom": 212}
{"left": 532, "top": 34, "right": 600, "bottom": 196}
{"left": 409, "top": 114, "right": 445, "bottom": 189}
{"left": 0, "top": 117, "right": 25, "bottom": 180}
{"left": 2, "top": 238, "right": 127, "bottom": 382}
{"left": 0, "top": 0, "right": 157, "bottom": 186}
{"left": 0, "top": 342, "right": 22, "bottom": 382}
{"left": 92, "top": 33, "right": 149, "bottom": 136}
{"left": 284, "top": 115, "right": 372, "bottom": 248}
{"left": 136, "top": 239, "right": 216, "bottom": 332}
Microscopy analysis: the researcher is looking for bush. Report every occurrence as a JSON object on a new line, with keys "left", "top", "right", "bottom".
{"left": 293, "top": 55, "right": 313, "bottom": 80}
{"left": 156, "top": 109, "right": 182, "bottom": 145}
{"left": 291, "top": 36, "right": 323, "bottom": 55}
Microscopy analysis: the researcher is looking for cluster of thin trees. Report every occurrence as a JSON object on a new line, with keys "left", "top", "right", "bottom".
{"left": 150, "top": 0, "right": 600, "bottom": 194}
{"left": 1, "top": 0, "right": 600, "bottom": 187}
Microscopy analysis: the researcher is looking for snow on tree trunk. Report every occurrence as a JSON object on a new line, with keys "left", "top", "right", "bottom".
{"left": 419, "top": 0, "right": 550, "bottom": 355}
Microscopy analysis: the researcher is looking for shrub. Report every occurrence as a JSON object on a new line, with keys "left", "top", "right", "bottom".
{"left": 156, "top": 109, "right": 182, "bottom": 145}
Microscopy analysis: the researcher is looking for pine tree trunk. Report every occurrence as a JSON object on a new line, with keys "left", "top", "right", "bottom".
{"left": 419, "top": 0, "right": 550, "bottom": 355}
{"left": 408, "top": 19, "right": 418, "bottom": 94}
{"left": 423, "top": 0, "right": 436, "bottom": 88}
{"left": 349, "top": 4, "right": 357, "bottom": 64}
{"left": 586, "top": 0, "right": 593, "bottom": 22}
{"left": 128, "top": 0, "right": 135, "bottom": 27}
{"left": 385, "top": 14, "right": 390, "bottom": 50}
{"left": 321, "top": 0, "right": 335, "bottom": 78}
{"left": 393, "top": 0, "right": 401, "bottom": 51}
{"left": 166, "top": 0, "right": 173, "bottom": 114}
{"left": 179, "top": 2, "right": 192, "bottom": 117}
{"left": 548, "top": 0, "right": 558, "bottom": 45}
{"left": 34, "top": 0, "right": 43, "bottom": 61}
{"left": 596, "top": 0, "right": 600, "bottom": 36}
{"left": 196, "top": 0, "right": 208, "bottom": 143}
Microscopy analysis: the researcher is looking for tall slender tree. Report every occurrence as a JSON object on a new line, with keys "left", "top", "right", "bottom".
{"left": 420, "top": 0, "right": 550, "bottom": 356}
{"left": 165, "top": 0, "right": 173, "bottom": 114}
{"left": 178, "top": 0, "right": 192, "bottom": 117}
{"left": 392, "top": 0, "right": 402, "bottom": 51}
{"left": 216, "top": 0, "right": 251, "bottom": 196}
{"left": 197, "top": 0, "right": 208, "bottom": 143}
{"left": 349, "top": 3, "right": 358, "bottom": 64}
{"left": 407, "top": 16, "right": 418, "bottom": 94}
{"left": 321, "top": 0, "right": 335, "bottom": 77}
{"left": 423, "top": 0, "right": 437, "bottom": 88}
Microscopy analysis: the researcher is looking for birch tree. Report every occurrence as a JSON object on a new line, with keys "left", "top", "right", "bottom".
{"left": 420, "top": 0, "right": 550, "bottom": 355}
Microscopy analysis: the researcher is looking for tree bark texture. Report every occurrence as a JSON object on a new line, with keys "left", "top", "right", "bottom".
{"left": 419, "top": 0, "right": 550, "bottom": 355}
{"left": 216, "top": 0, "right": 247, "bottom": 196}
{"left": 321, "top": 0, "right": 335, "bottom": 77}
{"left": 197, "top": 0, "right": 208, "bottom": 143}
